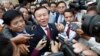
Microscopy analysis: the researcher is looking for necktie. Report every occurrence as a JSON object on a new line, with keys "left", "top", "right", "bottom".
{"left": 66, "top": 24, "right": 70, "bottom": 38}
{"left": 45, "top": 28, "right": 51, "bottom": 40}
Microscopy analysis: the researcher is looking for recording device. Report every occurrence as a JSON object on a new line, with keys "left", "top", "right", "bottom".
{"left": 70, "top": 23, "right": 80, "bottom": 31}
{"left": 42, "top": 35, "right": 47, "bottom": 41}
{"left": 58, "top": 34, "right": 73, "bottom": 45}
{"left": 82, "top": 14, "right": 100, "bottom": 42}
{"left": 58, "top": 33, "right": 79, "bottom": 56}
{"left": 27, "top": 34, "right": 35, "bottom": 37}
{"left": 69, "top": 0, "right": 87, "bottom": 10}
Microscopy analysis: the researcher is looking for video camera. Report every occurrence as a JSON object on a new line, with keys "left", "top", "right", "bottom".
{"left": 69, "top": 0, "right": 87, "bottom": 10}
{"left": 82, "top": 14, "right": 100, "bottom": 42}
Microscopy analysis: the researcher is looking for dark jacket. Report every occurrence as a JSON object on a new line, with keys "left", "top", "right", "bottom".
{"left": 29, "top": 23, "right": 59, "bottom": 56}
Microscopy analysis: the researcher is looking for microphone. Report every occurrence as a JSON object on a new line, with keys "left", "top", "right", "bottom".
{"left": 58, "top": 33, "right": 73, "bottom": 45}
{"left": 42, "top": 35, "right": 47, "bottom": 41}
{"left": 70, "top": 23, "right": 80, "bottom": 31}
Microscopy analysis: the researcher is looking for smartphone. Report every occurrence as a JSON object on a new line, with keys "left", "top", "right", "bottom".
{"left": 42, "top": 35, "right": 47, "bottom": 41}
{"left": 27, "top": 34, "right": 34, "bottom": 37}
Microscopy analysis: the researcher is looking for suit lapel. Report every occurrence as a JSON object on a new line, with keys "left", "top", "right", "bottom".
{"left": 37, "top": 25, "right": 46, "bottom": 36}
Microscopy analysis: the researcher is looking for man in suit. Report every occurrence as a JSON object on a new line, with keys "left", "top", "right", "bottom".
{"left": 49, "top": 2, "right": 57, "bottom": 24}
{"left": 61, "top": 9, "right": 79, "bottom": 42}
{"left": 2, "top": 10, "right": 34, "bottom": 56}
{"left": 56, "top": 1, "right": 67, "bottom": 23}
{"left": 29, "top": 6, "right": 64, "bottom": 56}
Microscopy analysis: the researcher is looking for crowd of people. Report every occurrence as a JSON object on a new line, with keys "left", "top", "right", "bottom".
{"left": 0, "top": 0, "right": 100, "bottom": 56}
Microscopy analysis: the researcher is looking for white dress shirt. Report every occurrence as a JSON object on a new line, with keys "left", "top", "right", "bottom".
{"left": 62, "top": 23, "right": 76, "bottom": 41}
{"left": 78, "top": 37, "right": 100, "bottom": 55}
{"left": 57, "top": 14, "right": 64, "bottom": 23}
{"left": 87, "top": 37, "right": 100, "bottom": 54}
{"left": 49, "top": 12, "right": 56, "bottom": 23}
{"left": 41, "top": 25, "right": 49, "bottom": 35}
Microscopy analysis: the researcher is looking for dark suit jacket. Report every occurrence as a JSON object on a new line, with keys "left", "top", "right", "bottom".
{"left": 29, "top": 23, "right": 59, "bottom": 56}
{"left": 2, "top": 25, "right": 34, "bottom": 38}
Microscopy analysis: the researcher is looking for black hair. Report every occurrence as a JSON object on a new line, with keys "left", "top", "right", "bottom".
{"left": 3, "top": 10, "right": 23, "bottom": 25}
{"left": 40, "top": 1, "right": 50, "bottom": 6}
{"left": 50, "top": 2, "right": 56, "bottom": 6}
{"left": 64, "top": 9, "right": 75, "bottom": 16}
{"left": 57, "top": 1, "right": 66, "bottom": 7}
{"left": 0, "top": 34, "right": 13, "bottom": 56}
{"left": 34, "top": 6, "right": 48, "bottom": 14}
{"left": 87, "top": 6, "right": 97, "bottom": 12}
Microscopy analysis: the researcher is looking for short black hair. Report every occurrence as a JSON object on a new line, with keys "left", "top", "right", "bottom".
{"left": 34, "top": 6, "right": 48, "bottom": 15}
{"left": 64, "top": 9, "right": 75, "bottom": 16}
{"left": 3, "top": 10, "right": 23, "bottom": 25}
{"left": 87, "top": 6, "right": 97, "bottom": 12}
{"left": 40, "top": 1, "right": 50, "bottom": 6}
{"left": 50, "top": 2, "right": 56, "bottom": 6}
{"left": 57, "top": 1, "right": 66, "bottom": 7}
{"left": 0, "top": 35, "right": 13, "bottom": 56}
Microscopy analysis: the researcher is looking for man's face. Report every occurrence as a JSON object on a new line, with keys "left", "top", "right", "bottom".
{"left": 0, "top": 9, "right": 4, "bottom": 19}
{"left": 30, "top": 6, "right": 36, "bottom": 14}
{"left": 64, "top": 12, "right": 74, "bottom": 22}
{"left": 20, "top": 8, "right": 29, "bottom": 21}
{"left": 42, "top": 4, "right": 49, "bottom": 10}
{"left": 3, "top": 1, "right": 10, "bottom": 8}
{"left": 50, "top": 4, "right": 56, "bottom": 12}
{"left": 87, "top": 10, "right": 97, "bottom": 16}
{"left": 35, "top": 8, "right": 49, "bottom": 27}
{"left": 57, "top": 3, "right": 66, "bottom": 14}
{"left": 9, "top": 16, "right": 26, "bottom": 32}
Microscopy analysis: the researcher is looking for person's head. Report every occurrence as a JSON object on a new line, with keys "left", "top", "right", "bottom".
{"left": 1, "top": 0, "right": 10, "bottom": 9}
{"left": 50, "top": 2, "right": 56, "bottom": 12}
{"left": 3, "top": 10, "right": 26, "bottom": 32}
{"left": 0, "top": 8, "right": 5, "bottom": 19}
{"left": 0, "top": 35, "right": 13, "bottom": 56}
{"left": 30, "top": 4, "right": 36, "bottom": 14}
{"left": 40, "top": 1, "right": 50, "bottom": 10}
{"left": 0, "top": 34, "right": 20, "bottom": 56}
{"left": 87, "top": 6, "right": 97, "bottom": 16}
{"left": 9, "top": 2, "right": 14, "bottom": 10}
{"left": 64, "top": 9, "right": 75, "bottom": 22}
{"left": 34, "top": 6, "right": 49, "bottom": 27}
{"left": 57, "top": 1, "right": 66, "bottom": 14}
{"left": 19, "top": 7, "right": 29, "bottom": 21}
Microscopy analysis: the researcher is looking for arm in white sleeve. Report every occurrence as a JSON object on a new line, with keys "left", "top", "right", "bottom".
{"left": 87, "top": 37, "right": 100, "bottom": 54}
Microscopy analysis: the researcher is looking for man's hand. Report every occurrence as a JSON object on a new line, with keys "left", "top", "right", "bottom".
{"left": 11, "top": 34, "right": 31, "bottom": 44}
{"left": 18, "top": 44, "right": 29, "bottom": 55}
{"left": 72, "top": 40, "right": 89, "bottom": 53}
{"left": 0, "top": 24, "right": 4, "bottom": 32}
{"left": 76, "top": 29, "right": 91, "bottom": 40}
{"left": 55, "top": 23, "right": 64, "bottom": 32}
{"left": 51, "top": 41, "right": 59, "bottom": 53}
{"left": 35, "top": 39, "right": 47, "bottom": 51}
{"left": 82, "top": 50, "right": 98, "bottom": 56}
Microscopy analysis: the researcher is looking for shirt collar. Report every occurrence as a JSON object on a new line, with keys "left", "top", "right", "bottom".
{"left": 41, "top": 25, "right": 49, "bottom": 30}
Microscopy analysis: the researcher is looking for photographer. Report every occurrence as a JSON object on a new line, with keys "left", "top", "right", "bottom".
{"left": 73, "top": 13, "right": 100, "bottom": 55}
